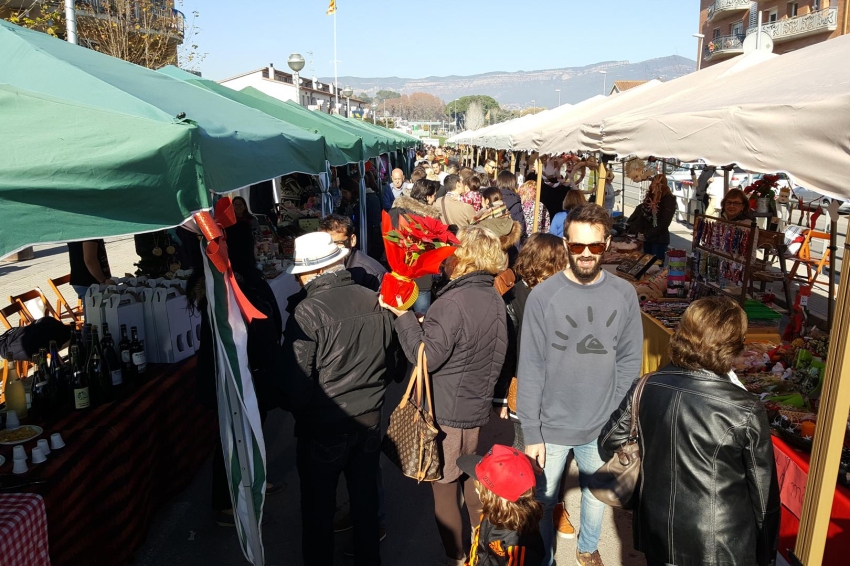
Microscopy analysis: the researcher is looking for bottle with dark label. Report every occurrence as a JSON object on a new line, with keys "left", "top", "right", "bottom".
{"left": 130, "top": 326, "right": 147, "bottom": 379}
{"left": 118, "top": 324, "right": 134, "bottom": 382}
{"left": 86, "top": 327, "right": 109, "bottom": 406}
{"left": 82, "top": 323, "right": 93, "bottom": 361}
{"left": 69, "top": 346, "right": 90, "bottom": 411}
{"left": 29, "top": 352, "right": 48, "bottom": 421}
{"left": 43, "top": 344, "right": 63, "bottom": 419}
{"left": 100, "top": 325, "right": 123, "bottom": 389}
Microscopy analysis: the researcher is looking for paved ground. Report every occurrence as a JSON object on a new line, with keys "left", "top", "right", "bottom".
{"left": 129, "top": 388, "right": 643, "bottom": 566}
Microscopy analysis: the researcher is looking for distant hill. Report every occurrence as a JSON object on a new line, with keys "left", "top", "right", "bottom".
{"left": 322, "top": 55, "right": 695, "bottom": 109}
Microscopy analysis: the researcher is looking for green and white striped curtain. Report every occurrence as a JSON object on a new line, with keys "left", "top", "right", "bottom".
{"left": 201, "top": 249, "right": 266, "bottom": 565}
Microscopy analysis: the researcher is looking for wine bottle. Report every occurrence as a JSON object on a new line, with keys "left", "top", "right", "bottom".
{"left": 30, "top": 352, "right": 48, "bottom": 421}
{"left": 49, "top": 340, "right": 70, "bottom": 413}
{"left": 100, "top": 325, "right": 123, "bottom": 390}
{"left": 82, "top": 323, "right": 93, "bottom": 361}
{"left": 118, "top": 324, "right": 135, "bottom": 385}
{"left": 69, "top": 346, "right": 90, "bottom": 410}
{"left": 5, "top": 352, "right": 27, "bottom": 419}
{"left": 86, "top": 327, "right": 107, "bottom": 405}
{"left": 130, "top": 326, "right": 147, "bottom": 379}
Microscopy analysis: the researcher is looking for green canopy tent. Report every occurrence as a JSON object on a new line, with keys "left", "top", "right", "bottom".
{"left": 157, "top": 65, "right": 363, "bottom": 168}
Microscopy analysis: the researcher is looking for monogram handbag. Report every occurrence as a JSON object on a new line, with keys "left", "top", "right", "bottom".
{"left": 589, "top": 372, "right": 655, "bottom": 509}
{"left": 381, "top": 344, "right": 443, "bottom": 482}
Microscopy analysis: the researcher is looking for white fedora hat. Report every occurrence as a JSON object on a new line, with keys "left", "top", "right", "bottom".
{"left": 287, "top": 232, "right": 349, "bottom": 275}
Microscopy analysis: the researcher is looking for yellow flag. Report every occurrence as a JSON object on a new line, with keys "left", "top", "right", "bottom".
{"left": 326, "top": 0, "right": 336, "bottom": 15}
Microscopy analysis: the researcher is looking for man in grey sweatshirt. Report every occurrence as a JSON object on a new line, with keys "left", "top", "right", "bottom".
{"left": 517, "top": 203, "right": 643, "bottom": 566}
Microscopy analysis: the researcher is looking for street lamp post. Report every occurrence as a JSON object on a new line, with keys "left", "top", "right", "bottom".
{"left": 600, "top": 70, "right": 607, "bottom": 95}
{"left": 555, "top": 89, "right": 561, "bottom": 107}
{"left": 693, "top": 33, "right": 705, "bottom": 71}
{"left": 342, "top": 86, "right": 353, "bottom": 118}
{"left": 287, "top": 53, "right": 306, "bottom": 106}
{"left": 531, "top": 99, "right": 535, "bottom": 115}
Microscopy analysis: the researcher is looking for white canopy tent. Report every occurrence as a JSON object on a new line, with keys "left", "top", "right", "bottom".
{"left": 598, "top": 34, "right": 850, "bottom": 203}
{"left": 509, "top": 95, "right": 607, "bottom": 151}
{"left": 476, "top": 104, "right": 570, "bottom": 150}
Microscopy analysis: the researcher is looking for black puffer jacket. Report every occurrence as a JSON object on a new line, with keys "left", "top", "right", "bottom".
{"left": 599, "top": 366, "right": 780, "bottom": 566}
{"left": 394, "top": 271, "right": 508, "bottom": 428}
{"left": 280, "top": 269, "right": 396, "bottom": 437}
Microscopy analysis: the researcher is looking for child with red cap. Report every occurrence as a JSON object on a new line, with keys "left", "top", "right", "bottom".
{"left": 457, "top": 445, "right": 545, "bottom": 566}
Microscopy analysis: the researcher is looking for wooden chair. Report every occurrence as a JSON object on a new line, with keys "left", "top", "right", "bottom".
{"left": 0, "top": 301, "right": 29, "bottom": 330}
{"left": 47, "top": 274, "right": 83, "bottom": 328}
{"left": 789, "top": 230, "right": 831, "bottom": 285}
{"left": 9, "top": 288, "right": 58, "bottom": 324}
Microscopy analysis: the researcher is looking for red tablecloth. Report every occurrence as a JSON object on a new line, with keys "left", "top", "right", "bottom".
{"left": 0, "top": 493, "right": 51, "bottom": 566}
{"left": 0, "top": 357, "right": 217, "bottom": 566}
{"left": 772, "top": 436, "right": 850, "bottom": 565}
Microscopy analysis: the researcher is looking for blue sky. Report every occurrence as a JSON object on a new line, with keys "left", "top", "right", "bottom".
{"left": 188, "top": 0, "right": 701, "bottom": 81}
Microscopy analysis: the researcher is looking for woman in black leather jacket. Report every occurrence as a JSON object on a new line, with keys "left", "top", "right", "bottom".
{"left": 599, "top": 296, "right": 780, "bottom": 566}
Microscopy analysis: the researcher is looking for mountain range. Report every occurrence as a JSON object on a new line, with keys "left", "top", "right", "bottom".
{"left": 322, "top": 55, "right": 695, "bottom": 109}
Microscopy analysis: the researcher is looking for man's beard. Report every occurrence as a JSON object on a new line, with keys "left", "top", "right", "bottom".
{"left": 568, "top": 253, "right": 603, "bottom": 283}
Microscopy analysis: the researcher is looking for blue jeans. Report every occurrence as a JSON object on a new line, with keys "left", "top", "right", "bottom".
{"left": 643, "top": 241, "right": 669, "bottom": 264}
{"left": 412, "top": 290, "right": 431, "bottom": 314}
{"left": 537, "top": 440, "right": 607, "bottom": 564}
{"left": 72, "top": 284, "right": 90, "bottom": 300}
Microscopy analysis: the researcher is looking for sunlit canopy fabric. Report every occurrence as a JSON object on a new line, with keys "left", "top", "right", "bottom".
{"left": 0, "top": 84, "right": 208, "bottom": 257}
{"left": 598, "top": 36, "right": 850, "bottom": 201}
{"left": 0, "top": 20, "right": 327, "bottom": 188}
{"left": 158, "top": 65, "right": 363, "bottom": 166}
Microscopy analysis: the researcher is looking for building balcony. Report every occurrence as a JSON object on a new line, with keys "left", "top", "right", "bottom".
{"left": 746, "top": 7, "right": 838, "bottom": 43}
{"left": 704, "top": 33, "right": 745, "bottom": 61}
{"left": 707, "top": 0, "right": 752, "bottom": 22}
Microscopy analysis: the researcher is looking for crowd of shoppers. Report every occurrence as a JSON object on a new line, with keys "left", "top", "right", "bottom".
{"left": 194, "top": 155, "right": 779, "bottom": 566}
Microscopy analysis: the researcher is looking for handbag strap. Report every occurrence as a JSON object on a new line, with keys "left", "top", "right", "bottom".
{"left": 628, "top": 372, "right": 657, "bottom": 440}
{"left": 403, "top": 343, "right": 426, "bottom": 404}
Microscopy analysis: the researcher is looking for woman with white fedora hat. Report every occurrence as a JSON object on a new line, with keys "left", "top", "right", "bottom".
{"left": 281, "top": 231, "right": 396, "bottom": 566}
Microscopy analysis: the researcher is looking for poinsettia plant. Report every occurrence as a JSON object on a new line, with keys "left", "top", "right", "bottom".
{"left": 744, "top": 174, "right": 779, "bottom": 200}
{"left": 380, "top": 212, "right": 459, "bottom": 310}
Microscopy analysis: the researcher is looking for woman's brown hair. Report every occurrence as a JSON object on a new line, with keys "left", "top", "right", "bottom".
{"left": 513, "top": 233, "right": 568, "bottom": 288}
{"left": 669, "top": 296, "right": 747, "bottom": 375}
{"left": 561, "top": 189, "right": 587, "bottom": 212}
{"left": 476, "top": 483, "right": 542, "bottom": 535}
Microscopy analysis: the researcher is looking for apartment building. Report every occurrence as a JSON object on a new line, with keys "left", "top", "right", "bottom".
{"left": 219, "top": 64, "right": 370, "bottom": 116}
{"left": 698, "top": 0, "right": 848, "bottom": 67}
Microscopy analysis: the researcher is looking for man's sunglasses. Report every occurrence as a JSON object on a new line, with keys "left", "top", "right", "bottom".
{"left": 566, "top": 242, "right": 607, "bottom": 254}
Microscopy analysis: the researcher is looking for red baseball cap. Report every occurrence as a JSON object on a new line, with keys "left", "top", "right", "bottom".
{"left": 457, "top": 444, "right": 536, "bottom": 502}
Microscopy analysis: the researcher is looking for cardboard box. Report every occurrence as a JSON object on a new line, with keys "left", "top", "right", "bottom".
{"left": 151, "top": 289, "right": 194, "bottom": 363}
{"left": 135, "top": 288, "right": 162, "bottom": 364}
{"left": 102, "top": 293, "right": 146, "bottom": 360}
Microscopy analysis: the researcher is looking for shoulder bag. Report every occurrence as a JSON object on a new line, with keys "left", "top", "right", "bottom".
{"left": 493, "top": 268, "right": 516, "bottom": 296}
{"left": 381, "top": 344, "right": 442, "bottom": 482}
{"left": 588, "top": 372, "right": 655, "bottom": 509}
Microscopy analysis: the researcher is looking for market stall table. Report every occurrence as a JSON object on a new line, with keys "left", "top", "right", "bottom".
{"left": 772, "top": 436, "right": 850, "bottom": 565}
{"left": 0, "top": 493, "right": 50, "bottom": 566}
{"left": 0, "top": 358, "right": 216, "bottom": 566}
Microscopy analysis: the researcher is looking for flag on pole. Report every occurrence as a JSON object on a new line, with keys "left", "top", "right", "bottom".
{"left": 326, "top": 0, "right": 336, "bottom": 15}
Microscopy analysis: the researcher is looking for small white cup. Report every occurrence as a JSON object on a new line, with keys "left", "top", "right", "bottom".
{"left": 37, "top": 438, "right": 51, "bottom": 455}
{"left": 5, "top": 411, "right": 20, "bottom": 429}
{"left": 12, "top": 458, "right": 27, "bottom": 474}
{"left": 31, "top": 446, "right": 46, "bottom": 464}
{"left": 50, "top": 433, "right": 65, "bottom": 450}
{"left": 12, "top": 445, "right": 26, "bottom": 461}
